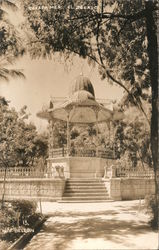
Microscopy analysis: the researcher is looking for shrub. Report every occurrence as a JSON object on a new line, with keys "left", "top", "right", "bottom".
{"left": 0, "top": 206, "right": 17, "bottom": 229}
{"left": 11, "top": 200, "right": 37, "bottom": 215}
{"left": 27, "top": 213, "right": 43, "bottom": 228}
{"left": 0, "top": 200, "right": 44, "bottom": 244}
{"left": 11, "top": 200, "right": 37, "bottom": 226}
{"left": 144, "top": 195, "right": 158, "bottom": 229}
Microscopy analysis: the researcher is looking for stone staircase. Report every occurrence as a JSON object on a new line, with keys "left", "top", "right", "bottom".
{"left": 61, "top": 178, "right": 110, "bottom": 203}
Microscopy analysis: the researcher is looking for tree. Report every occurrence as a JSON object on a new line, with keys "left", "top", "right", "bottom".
{"left": 0, "top": 96, "right": 17, "bottom": 207}
{"left": 0, "top": 101, "right": 48, "bottom": 168}
{"left": 0, "top": 97, "right": 19, "bottom": 168}
{"left": 113, "top": 97, "right": 152, "bottom": 169}
{"left": 114, "top": 116, "right": 152, "bottom": 169}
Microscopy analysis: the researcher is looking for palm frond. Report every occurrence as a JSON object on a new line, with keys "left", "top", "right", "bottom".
{"left": 0, "top": 0, "right": 18, "bottom": 11}
{"left": 0, "top": 54, "right": 15, "bottom": 66}
{"left": 0, "top": 68, "right": 25, "bottom": 82}
{"left": 0, "top": 8, "right": 5, "bottom": 20}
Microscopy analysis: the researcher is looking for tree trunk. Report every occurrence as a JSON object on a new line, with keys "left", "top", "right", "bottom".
{"left": 1, "top": 164, "right": 7, "bottom": 208}
{"left": 145, "top": 1, "right": 158, "bottom": 227}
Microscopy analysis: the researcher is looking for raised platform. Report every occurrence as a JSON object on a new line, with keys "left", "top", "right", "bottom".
{"left": 47, "top": 156, "right": 116, "bottom": 178}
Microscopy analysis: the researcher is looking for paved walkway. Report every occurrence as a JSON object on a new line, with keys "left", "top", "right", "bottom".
{"left": 24, "top": 200, "right": 158, "bottom": 250}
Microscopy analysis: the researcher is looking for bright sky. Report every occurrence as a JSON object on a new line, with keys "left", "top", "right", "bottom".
{"left": 0, "top": 2, "right": 123, "bottom": 132}
{"left": 0, "top": 55, "right": 123, "bottom": 131}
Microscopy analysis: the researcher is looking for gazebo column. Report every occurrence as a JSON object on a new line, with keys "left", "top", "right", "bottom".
{"left": 108, "top": 121, "right": 111, "bottom": 145}
{"left": 66, "top": 113, "right": 70, "bottom": 156}
{"left": 112, "top": 122, "right": 116, "bottom": 158}
{"left": 49, "top": 119, "right": 54, "bottom": 158}
{"left": 95, "top": 110, "right": 99, "bottom": 157}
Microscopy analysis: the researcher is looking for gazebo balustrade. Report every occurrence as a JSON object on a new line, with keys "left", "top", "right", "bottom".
{"left": 50, "top": 146, "right": 116, "bottom": 159}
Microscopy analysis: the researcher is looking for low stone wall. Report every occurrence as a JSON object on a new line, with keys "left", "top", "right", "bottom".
{"left": 0, "top": 178, "right": 65, "bottom": 202}
{"left": 108, "top": 178, "right": 155, "bottom": 200}
{"left": 1, "top": 177, "right": 155, "bottom": 202}
{"left": 120, "top": 178, "right": 155, "bottom": 200}
{"left": 110, "top": 178, "right": 122, "bottom": 200}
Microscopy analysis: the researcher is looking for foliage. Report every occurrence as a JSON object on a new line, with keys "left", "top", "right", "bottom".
{"left": 53, "top": 121, "right": 67, "bottom": 148}
{"left": 22, "top": 0, "right": 156, "bottom": 108}
{"left": 114, "top": 104, "right": 152, "bottom": 168}
{"left": 11, "top": 199, "right": 37, "bottom": 226}
{"left": 0, "top": 97, "right": 48, "bottom": 168}
{"left": 27, "top": 213, "right": 43, "bottom": 228}
{"left": 71, "top": 125, "right": 95, "bottom": 148}
{"left": 0, "top": 0, "right": 25, "bottom": 81}
{"left": 11, "top": 200, "right": 37, "bottom": 216}
{"left": 144, "top": 195, "right": 158, "bottom": 229}
{"left": 52, "top": 118, "right": 152, "bottom": 169}
{"left": 0, "top": 204, "right": 17, "bottom": 229}
{"left": 0, "top": 200, "right": 43, "bottom": 243}
{"left": 33, "top": 133, "right": 48, "bottom": 159}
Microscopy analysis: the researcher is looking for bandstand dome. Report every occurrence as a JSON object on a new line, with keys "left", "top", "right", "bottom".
{"left": 69, "top": 75, "right": 95, "bottom": 98}
{"left": 37, "top": 75, "right": 124, "bottom": 123}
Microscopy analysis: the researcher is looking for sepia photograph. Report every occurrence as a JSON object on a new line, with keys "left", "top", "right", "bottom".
{"left": 0, "top": 0, "right": 158, "bottom": 249}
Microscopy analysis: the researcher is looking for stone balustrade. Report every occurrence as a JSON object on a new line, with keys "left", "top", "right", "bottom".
{"left": 0, "top": 167, "right": 46, "bottom": 178}
{"left": 0, "top": 165, "right": 155, "bottom": 180}
{"left": 116, "top": 168, "right": 155, "bottom": 179}
{"left": 0, "top": 166, "right": 65, "bottom": 179}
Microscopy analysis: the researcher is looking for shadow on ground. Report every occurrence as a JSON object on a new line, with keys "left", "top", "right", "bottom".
{"left": 41, "top": 210, "right": 151, "bottom": 250}
{"left": 25, "top": 202, "right": 156, "bottom": 250}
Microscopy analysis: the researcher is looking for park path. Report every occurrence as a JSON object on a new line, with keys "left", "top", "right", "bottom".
{"left": 24, "top": 200, "right": 158, "bottom": 250}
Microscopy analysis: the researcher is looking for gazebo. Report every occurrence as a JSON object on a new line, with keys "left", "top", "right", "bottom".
{"left": 37, "top": 75, "right": 124, "bottom": 178}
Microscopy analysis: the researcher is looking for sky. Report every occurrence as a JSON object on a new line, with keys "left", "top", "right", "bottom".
{"left": 0, "top": 55, "right": 124, "bottom": 131}
{"left": 0, "top": 2, "right": 124, "bottom": 132}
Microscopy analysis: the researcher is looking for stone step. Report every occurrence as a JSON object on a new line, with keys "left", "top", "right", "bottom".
{"left": 66, "top": 183, "right": 105, "bottom": 186}
{"left": 67, "top": 180, "right": 104, "bottom": 183}
{"left": 66, "top": 179, "right": 103, "bottom": 182}
{"left": 65, "top": 186, "right": 106, "bottom": 190}
{"left": 63, "top": 193, "right": 109, "bottom": 197}
{"left": 62, "top": 196, "right": 109, "bottom": 201}
{"left": 58, "top": 200, "right": 112, "bottom": 203}
{"left": 65, "top": 188, "right": 107, "bottom": 192}
{"left": 62, "top": 178, "right": 109, "bottom": 202}
{"left": 66, "top": 185, "right": 105, "bottom": 188}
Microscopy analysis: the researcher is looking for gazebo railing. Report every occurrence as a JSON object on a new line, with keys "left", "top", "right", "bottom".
{"left": 50, "top": 147, "right": 67, "bottom": 158}
{"left": 50, "top": 147, "right": 116, "bottom": 159}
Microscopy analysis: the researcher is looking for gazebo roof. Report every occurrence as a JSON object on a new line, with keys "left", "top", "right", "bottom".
{"left": 37, "top": 75, "right": 124, "bottom": 123}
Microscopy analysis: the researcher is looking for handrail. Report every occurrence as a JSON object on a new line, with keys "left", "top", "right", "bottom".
{"left": 116, "top": 168, "right": 155, "bottom": 178}
{"left": 50, "top": 147, "right": 116, "bottom": 159}
{"left": 0, "top": 167, "right": 48, "bottom": 178}
{"left": 0, "top": 166, "right": 154, "bottom": 179}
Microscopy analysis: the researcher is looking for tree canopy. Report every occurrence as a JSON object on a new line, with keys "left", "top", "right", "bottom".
{"left": 23, "top": 0, "right": 156, "bottom": 112}
{"left": 0, "top": 97, "right": 48, "bottom": 168}
{"left": 0, "top": 0, "right": 25, "bottom": 81}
